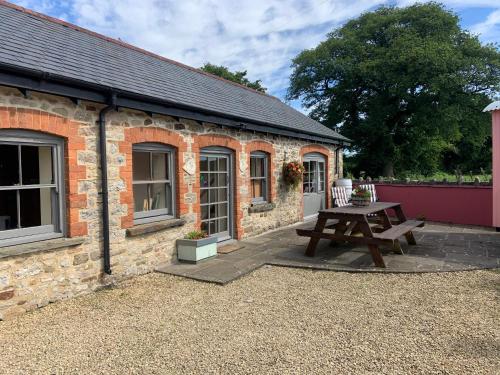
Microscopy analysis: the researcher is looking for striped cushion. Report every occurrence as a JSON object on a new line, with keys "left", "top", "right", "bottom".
{"left": 331, "top": 186, "right": 350, "bottom": 207}
{"left": 359, "top": 184, "right": 378, "bottom": 202}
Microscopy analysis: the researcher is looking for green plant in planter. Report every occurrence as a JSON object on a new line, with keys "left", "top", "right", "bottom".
{"left": 184, "top": 230, "right": 208, "bottom": 240}
{"left": 178, "top": 230, "right": 216, "bottom": 263}
{"left": 351, "top": 188, "right": 371, "bottom": 199}
{"left": 283, "top": 161, "right": 305, "bottom": 189}
{"left": 351, "top": 187, "right": 372, "bottom": 206}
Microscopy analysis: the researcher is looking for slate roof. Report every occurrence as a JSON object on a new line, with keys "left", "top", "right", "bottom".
{"left": 0, "top": 2, "right": 349, "bottom": 143}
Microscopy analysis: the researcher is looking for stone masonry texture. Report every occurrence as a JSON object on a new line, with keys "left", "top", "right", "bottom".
{"left": 0, "top": 86, "right": 342, "bottom": 320}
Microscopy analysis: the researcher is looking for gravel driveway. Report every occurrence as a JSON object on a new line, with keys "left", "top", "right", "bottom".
{"left": 1, "top": 267, "right": 499, "bottom": 374}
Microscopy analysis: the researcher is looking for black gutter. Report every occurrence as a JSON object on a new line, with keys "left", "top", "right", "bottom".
{"left": 0, "top": 63, "right": 350, "bottom": 145}
{"left": 98, "top": 93, "right": 116, "bottom": 275}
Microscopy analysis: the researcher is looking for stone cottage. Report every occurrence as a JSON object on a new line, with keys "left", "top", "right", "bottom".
{"left": 0, "top": 2, "right": 349, "bottom": 319}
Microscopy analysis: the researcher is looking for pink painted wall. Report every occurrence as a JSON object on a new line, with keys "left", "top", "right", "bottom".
{"left": 373, "top": 184, "right": 493, "bottom": 227}
{"left": 492, "top": 110, "right": 500, "bottom": 229}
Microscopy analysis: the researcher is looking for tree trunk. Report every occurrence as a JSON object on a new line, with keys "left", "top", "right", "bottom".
{"left": 383, "top": 160, "right": 394, "bottom": 177}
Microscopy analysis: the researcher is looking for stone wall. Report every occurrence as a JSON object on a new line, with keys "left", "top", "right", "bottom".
{"left": 0, "top": 86, "right": 342, "bottom": 320}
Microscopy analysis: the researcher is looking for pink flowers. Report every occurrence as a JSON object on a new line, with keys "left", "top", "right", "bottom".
{"left": 284, "top": 161, "right": 305, "bottom": 187}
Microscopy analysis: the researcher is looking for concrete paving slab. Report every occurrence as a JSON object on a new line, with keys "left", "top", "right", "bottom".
{"left": 155, "top": 222, "right": 500, "bottom": 283}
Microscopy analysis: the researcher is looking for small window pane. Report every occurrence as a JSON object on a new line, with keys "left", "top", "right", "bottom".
{"left": 218, "top": 158, "right": 227, "bottom": 172}
{"left": 209, "top": 204, "right": 216, "bottom": 219}
{"left": 200, "top": 156, "right": 208, "bottom": 172}
{"left": 210, "top": 189, "right": 217, "bottom": 203}
{"left": 218, "top": 218, "right": 228, "bottom": 232}
{"left": 133, "top": 184, "right": 149, "bottom": 212}
{"left": 319, "top": 170, "right": 325, "bottom": 192}
{"left": 218, "top": 203, "right": 228, "bottom": 217}
{"left": 133, "top": 152, "right": 150, "bottom": 181}
{"left": 0, "top": 190, "right": 18, "bottom": 230}
{"left": 209, "top": 220, "right": 216, "bottom": 234}
{"left": 200, "top": 173, "right": 209, "bottom": 188}
{"left": 152, "top": 153, "right": 168, "bottom": 180}
{"left": 151, "top": 183, "right": 167, "bottom": 210}
{"left": 208, "top": 158, "right": 217, "bottom": 172}
{"left": 218, "top": 173, "right": 227, "bottom": 187}
{"left": 201, "top": 189, "right": 208, "bottom": 204}
{"left": 21, "top": 145, "right": 53, "bottom": 185}
{"left": 218, "top": 188, "right": 228, "bottom": 202}
{"left": 0, "top": 144, "right": 19, "bottom": 186}
{"left": 201, "top": 205, "right": 209, "bottom": 220}
{"left": 251, "top": 157, "right": 264, "bottom": 178}
{"left": 201, "top": 221, "right": 208, "bottom": 233}
{"left": 38, "top": 146, "right": 54, "bottom": 185}
{"left": 209, "top": 173, "right": 216, "bottom": 187}
{"left": 20, "top": 188, "right": 53, "bottom": 228}
{"left": 251, "top": 179, "right": 264, "bottom": 199}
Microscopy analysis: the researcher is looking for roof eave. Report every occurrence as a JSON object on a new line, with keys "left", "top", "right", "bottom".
{"left": 0, "top": 62, "right": 350, "bottom": 146}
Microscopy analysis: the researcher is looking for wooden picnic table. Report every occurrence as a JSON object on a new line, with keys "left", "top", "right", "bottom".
{"left": 296, "top": 202, "right": 424, "bottom": 268}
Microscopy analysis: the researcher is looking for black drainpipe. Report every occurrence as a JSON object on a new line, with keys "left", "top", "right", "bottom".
{"left": 98, "top": 93, "right": 117, "bottom": 275}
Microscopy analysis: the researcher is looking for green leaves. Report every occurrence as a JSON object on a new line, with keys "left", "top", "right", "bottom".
{"left": 200, "top": 63, "right": 267, "bottom": 93}
{"left": 288, "top": 3, "right": 500, "bottom": 176}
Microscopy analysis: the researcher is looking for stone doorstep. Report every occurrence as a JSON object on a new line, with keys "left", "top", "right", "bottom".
{"left": 217, "top": 243, "right": 245, "bottom": 254}
{"left": 0, "top": 237, "right": 85, "bottom": 260}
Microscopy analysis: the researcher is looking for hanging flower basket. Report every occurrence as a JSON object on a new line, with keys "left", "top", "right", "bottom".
{"left": 283, "top": 161, "right": 305, "bottom": 188}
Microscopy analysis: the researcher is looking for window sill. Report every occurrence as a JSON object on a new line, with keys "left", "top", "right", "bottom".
{"left": 126, "top": 218, "right": 186, "bottom": 237}
{"left": 0, "top": 237, "right": 85, "bottom": 260}
{"left": 248, "top": 202, "right": 276, "bottom": 214}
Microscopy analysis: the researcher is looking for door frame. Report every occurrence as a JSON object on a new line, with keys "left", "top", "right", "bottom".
{"left": 200, "top": 146, "right": 234, "bottom": 242}
{"left": 303, "top": 152, "right": 326, "bottom": 220}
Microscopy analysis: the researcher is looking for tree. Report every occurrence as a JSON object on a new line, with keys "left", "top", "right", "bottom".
{"left": 287, "top": 3, "right": 500, "bottom": 177}
{"left": 200, "top": 63, "right": 267, "bottom": 93}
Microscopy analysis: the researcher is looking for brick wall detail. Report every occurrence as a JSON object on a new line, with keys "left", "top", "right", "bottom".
{"left": 0, "top": 106, "right": 88, "bottom": 237}
{"left": 118, "top": 127, "right": 188, "bottom": 229}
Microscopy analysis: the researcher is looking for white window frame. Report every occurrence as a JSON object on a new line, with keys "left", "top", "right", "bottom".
{"left": 132, "top": 143, "right": 176, "bottom": 225}
{"left": 318, "top": 161, "right": 325, "bottom": 193}
{"left": 303, "top": 156, "right": 325, "bottom": 194}
{"left": 250, "top": 152, "right": 268, "bottom": 204}
{"left": 0, "top": 130, "right": 65, "bottom": 248}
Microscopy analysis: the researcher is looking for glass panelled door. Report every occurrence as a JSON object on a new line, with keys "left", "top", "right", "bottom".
{"left": 303, "top": 153, "right": 326, "bottom": 219}
{"left": 200, "top": 152, "right": 232, "bottom": 241}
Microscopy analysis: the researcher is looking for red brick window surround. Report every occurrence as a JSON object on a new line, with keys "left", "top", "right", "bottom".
{"left": 191, "top": 134, "right": 244, "bottom": 239}
{"left": 300, "top": 145, "right": 331, "bottom": 209}
{"left": 0, "top": 107, "right": 88, "bottom": 238}
{"left": 246, "top": 141, "right": 276, "bottom": 204}
{"left": 119, "top": 127, "right": 188, "bottom": 229}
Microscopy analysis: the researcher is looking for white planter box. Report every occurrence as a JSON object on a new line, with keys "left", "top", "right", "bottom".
{"left": 177, "top": 237, "right": 218, "bottom": 263}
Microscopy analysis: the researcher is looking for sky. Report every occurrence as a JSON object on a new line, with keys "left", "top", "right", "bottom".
{"left": 11, "top": 0, "right": 500, "bottom": 108}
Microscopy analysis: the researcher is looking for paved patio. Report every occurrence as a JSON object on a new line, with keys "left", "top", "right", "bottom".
{"left": 156, "top": 222, "right": 500, "bottom": 284}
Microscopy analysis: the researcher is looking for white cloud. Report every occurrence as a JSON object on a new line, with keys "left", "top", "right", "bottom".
{"left": 470, "top": 9, "right": 500, "bottom": 43}
{"left": 9, "top": 0, "right": 500, "bottom": 101}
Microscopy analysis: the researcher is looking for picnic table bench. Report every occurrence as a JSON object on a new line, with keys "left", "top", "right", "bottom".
{"left": 296, "top": 202, "right": 424, "bottom": 268}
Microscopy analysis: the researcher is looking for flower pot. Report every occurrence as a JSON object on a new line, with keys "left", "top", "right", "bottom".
{"left": 351, "top": 196, "right": 371, "bottom": 207}
{"left": 177, "top": 236, "right": 217, "bottom": 263}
